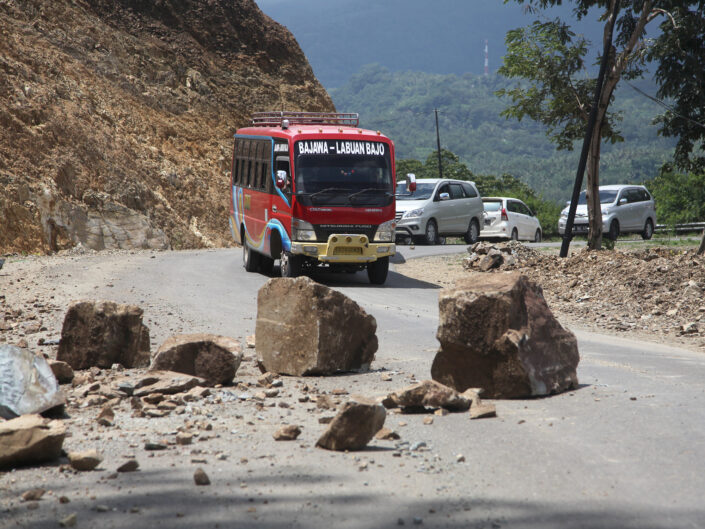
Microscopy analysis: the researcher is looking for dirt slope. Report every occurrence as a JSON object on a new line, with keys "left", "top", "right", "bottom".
{"left": 0, "top": 0, "right": 334, "bottom": 254}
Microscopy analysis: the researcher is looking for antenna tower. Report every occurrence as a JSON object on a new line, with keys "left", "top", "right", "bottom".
{"left": 484, "top": 39, "right": 489, "bottom": 76}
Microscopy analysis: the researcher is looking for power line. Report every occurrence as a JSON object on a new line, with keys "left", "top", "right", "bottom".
{"left": 624, "top": 80, "right": 705, "bottom": 131}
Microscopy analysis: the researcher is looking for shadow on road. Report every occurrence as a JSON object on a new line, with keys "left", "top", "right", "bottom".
{"left": 13, "top": 466, "right": 703, "bottom": 529}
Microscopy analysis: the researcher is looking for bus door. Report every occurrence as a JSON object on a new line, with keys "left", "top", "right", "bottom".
{"left": 272, "top": 150, "right": 292, "bottom": 229}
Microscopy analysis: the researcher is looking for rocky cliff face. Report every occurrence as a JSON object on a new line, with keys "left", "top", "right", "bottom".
{"left": 0, "top": 0, "right": 334, "bottom": 254}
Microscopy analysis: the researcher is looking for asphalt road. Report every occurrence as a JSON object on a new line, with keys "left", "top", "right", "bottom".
{"left": 8, "top": 247, "right": 704, "bottom": 529}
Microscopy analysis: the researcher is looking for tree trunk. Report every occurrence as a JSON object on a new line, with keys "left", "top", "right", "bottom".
{"left": 698, "top": 230, "right": 705, "bottom": 256}
{"left": 586, "top": 131, "right": 603, "bottom": 250}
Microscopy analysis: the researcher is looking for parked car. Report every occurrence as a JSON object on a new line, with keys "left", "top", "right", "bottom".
{"left": 481, "top": 197, "right": 542, "bottom": 242}
{"left": 558, "top": 184, "right": 656, "bottom": 240}
{"left": 395, "top": 177, "right": 484, "bottom": 244}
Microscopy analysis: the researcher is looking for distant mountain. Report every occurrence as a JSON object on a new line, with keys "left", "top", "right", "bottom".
{"left": 330, "top": 65, "right": 676, "bottom": 203}
{"left": 255, "top": 0, "right": 605, "bottom": 88}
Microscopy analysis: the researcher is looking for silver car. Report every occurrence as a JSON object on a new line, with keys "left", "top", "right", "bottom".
{"left": 558, "top": 184, "right": 656, "bottom": 240}
{"left": 395, "top": 177, "right": 484, "bottom": 244}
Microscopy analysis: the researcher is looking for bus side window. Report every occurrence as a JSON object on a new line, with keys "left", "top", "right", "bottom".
{"left": 232, "top": 141, "right": 240, "bottom": 185}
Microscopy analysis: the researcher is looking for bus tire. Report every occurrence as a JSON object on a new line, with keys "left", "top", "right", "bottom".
{"left": 280, "top": 251, "right": 302, "bottom": 278}
{"left": 260, "top": 256, "right": 275, "bottom": 274}
{"left": 367, "top": 256, "right": 389, "bottom": 285}
{"left": 243, "top": 240, "right": 260, "bottom": 272}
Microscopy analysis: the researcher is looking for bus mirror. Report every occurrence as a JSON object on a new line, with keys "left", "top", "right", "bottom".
{"left": 406, "top": 173, "right": 416, "bottom": 192}
{"left": 275, "top": 170, "right": 287, "bottom": 189}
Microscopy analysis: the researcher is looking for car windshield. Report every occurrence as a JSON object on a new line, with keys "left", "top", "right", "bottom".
{"left": 576, "top": 190, "right": 619, "bottom": 205}
{"left": 395, "top": 183, "right": 435, "bottom": 200}
{"left": 294, "top": 142, "right": 393, "bottom": 206}
{"left": 483, "top": 200, "right": 502, "bottom": 212}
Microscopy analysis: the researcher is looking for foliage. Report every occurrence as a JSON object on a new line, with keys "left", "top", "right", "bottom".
{"left": 648, "top": 5, "right": 705, "bottom": 172}
{"left": 647, "top": 170, "right": 705, "bottom": 226}
{"left": 497, "top": 19, "right": 623, "bottom": 150}
{"left": 331, "top": 65, "right": 675, "bottom": 203}
{"left": 397, "top": 149, "right": 563, "bottom": 237}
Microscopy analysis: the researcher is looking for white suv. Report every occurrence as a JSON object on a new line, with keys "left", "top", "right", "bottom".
{"left": 395, "top": 178, "right": 484, "bottom": 244}
{"left": 481, "top": 197, "right": 543, "bottom": 242}
{"left": 558, "top": 184, "right": 656, "bottom": 240}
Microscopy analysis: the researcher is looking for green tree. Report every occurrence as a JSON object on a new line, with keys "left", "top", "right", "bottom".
{"left": 647, "top": 6, "right": 705, "bottom": 253}
{"left": 498, "top": 0, "right": 678, "bottom": 250}
{"left": 648, "top": 170, "right": 705, "bottom": 226}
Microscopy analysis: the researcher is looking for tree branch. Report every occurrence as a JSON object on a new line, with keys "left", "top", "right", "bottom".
{"left": 648, "top": 8, "right": 679, "bottom": 28}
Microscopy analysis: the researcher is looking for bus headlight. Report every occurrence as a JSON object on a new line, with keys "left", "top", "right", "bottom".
{"left": 292, "top": 218, "right": 317, "bottom": 241}
{"left": 374, "top": 220, "right": 395, "bottom": 242}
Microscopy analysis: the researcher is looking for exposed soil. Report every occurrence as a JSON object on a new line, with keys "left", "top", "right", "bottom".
{"left": 0, "top": 0, "right": 333, "bottom": 254}
{"left": 395, "top": 242, "right": 705, "bottom": 352}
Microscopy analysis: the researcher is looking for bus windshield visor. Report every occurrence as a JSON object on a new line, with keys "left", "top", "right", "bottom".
{"left": 294, "top": 140, "right": 393, "bottom": 206}
{"left": 395, "top": 183, "right": 435, "bottom": 201}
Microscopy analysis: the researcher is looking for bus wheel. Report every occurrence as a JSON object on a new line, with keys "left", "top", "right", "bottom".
{"left": 243, "top": 241, "right": 260, "bottom": 272}
{"left": 367, "top": 256, "right": 389, "bottom": 285}
{"left": 260, "top": 256, "right": 275, "bottom": 275}
{"left": 280, "top": 251, "right": 302, "bottom": 278}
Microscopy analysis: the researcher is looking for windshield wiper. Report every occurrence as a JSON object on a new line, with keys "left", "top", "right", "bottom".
{"left": 349, "top": 188, "right": 392, "bottom": 201}
{"left": 309, "top": 187, "right": 351, "bottom": 200}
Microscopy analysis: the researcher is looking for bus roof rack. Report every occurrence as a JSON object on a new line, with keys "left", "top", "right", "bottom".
{"left": 251, "top": 111, "right": 359, "bottom": 127}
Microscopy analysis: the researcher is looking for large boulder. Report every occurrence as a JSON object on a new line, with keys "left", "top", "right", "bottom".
{"left": 0, "top": 345, "right": 66, "bottom": 419}
{"left": 316, "top": 397, "right": 386, "bottom": 451}
{"left": 432, "top": 272, "right": 579, "bottom": 398}
{"left": 256, "top": 277, "right": 377, "bottom": 376}
{"left": 57, "top": 301, "right": 150, "bottom": 369}
{"left": 150, "top": 334, "right": 242, "bottom": 386}
{"left": 0, "top": 414, "right": 66, "bottom": 469}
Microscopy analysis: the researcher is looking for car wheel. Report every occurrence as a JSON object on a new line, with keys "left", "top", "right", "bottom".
{"left": 242, "top": 240, "right": 260, "bottom": 272}
{"left": 280, "top": 251, "right": 302, "bottom": 278}
{"left": 463, "top": 219, "right": 480, "bottom": 244}
{"left": 608, "top": 220, "right": 620, "bottom": 241}
{"left": 511, "top": 228, "right": 519, "bottom": 241}
{"left": 367, "top": 257, "right": 389, "bottom": 285}
{"left": 642, "top": 219, "right": 654, "bottom": 240}
{"left": 534, "top": 229, "right": 542, "bottom": 243}
{"left": 424, "top": 219, "right": 438, "bottom": 245}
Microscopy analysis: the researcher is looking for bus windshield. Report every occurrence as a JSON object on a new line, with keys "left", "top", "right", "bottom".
{"left": 294, "top": 141, "right": 393, "bottom": 206}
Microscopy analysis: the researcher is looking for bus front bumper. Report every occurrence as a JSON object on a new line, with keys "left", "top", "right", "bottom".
{"left": 290, "top": 234, "right": 395, "bottom": 263}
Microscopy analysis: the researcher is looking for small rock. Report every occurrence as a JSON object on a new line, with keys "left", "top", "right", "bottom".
{"left": 145, "top": 441, "right": 167, "bottom": 451}
{"left": 194, "top": 468, "right": 210, "bottom": 485}
{"left": 21, "top": 488, "right": 46, "bottom": 502}
{"left": 59, "top": 513, "right": 77, "bottom": 527}
{"left": 273, "top": 425, "right": 301, "bottom": 441}
{"left": 117, "top": 460, "right": 139, "bottom": 472}
{"left": 456, "top": 454, "right": 466, "bottom": 463}
{"left": 96, "top": 405, "right": 115, "bottom": 426}
{"left": 49, "top": 360, "right": 74, "bottom": 385}
{"left": 176, "top": 433, "right": 193, "bottom": 446}
{"left": 422, "top": 416, "right": 434, "bottom": 425}
{"left": 68, "top": 450, "right": 102, "bottom": 471}
{"left": 470, "top": 403, "right": 497, "bottom": 419}
{"left": 374, "top": 427, "right": 400, "bottom": 440}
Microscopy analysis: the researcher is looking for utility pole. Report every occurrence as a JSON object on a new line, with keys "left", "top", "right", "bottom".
{"left": 559, "top": 0, "right": 620, "bottom": 258}
{"left": 435, "top": 108, "right": 443, "bottom": 179}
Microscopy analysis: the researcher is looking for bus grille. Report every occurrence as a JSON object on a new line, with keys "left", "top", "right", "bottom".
{"left": 314, "top": 224, "right": 376, "bottom": 242}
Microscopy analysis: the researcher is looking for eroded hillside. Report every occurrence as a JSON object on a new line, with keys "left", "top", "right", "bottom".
{"left": 0, "top": 0, "right": 334, "bottom": 254}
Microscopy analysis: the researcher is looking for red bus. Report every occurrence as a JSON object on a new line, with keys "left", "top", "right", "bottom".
{"left": 229, "top": 112, "right": 397, "bottom": 284}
